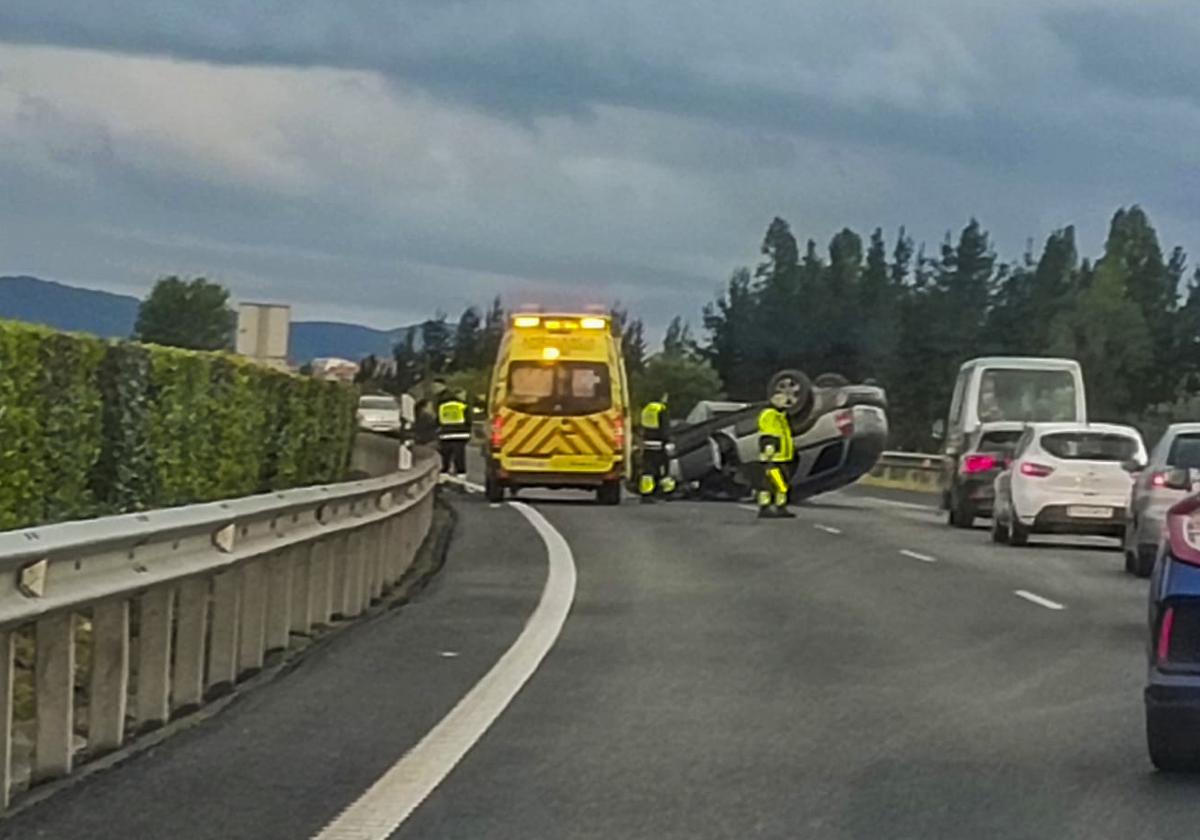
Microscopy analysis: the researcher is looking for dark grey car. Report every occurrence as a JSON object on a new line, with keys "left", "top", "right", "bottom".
{"left": 1124, "top": 422, "right": 1200, "bottom": 577}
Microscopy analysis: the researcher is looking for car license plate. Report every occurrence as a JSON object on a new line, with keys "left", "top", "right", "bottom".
{"left": 1068, "top": 505, "right": 1112, "bottom": 519}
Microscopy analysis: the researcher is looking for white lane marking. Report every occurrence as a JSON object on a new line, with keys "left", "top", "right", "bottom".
{"left": 438, "top": 650, "right": 459, "bottom": 659}
{"left": 1013, "top": 590, "right": 1065, "bottom": 611}
{"left": 310, "top": 500, "right": 577, "bottom": 840}
{"left": 488, "top": 503, "right": 502, "bottom": 509}
{"left": 738, "top": 504, "right": 760, "bottom": 513}
{"left": 814, "top": 524, "right": 842, "bottom": 535}
{"left": 899, "top": 549, "right": 937, "bottom": 564}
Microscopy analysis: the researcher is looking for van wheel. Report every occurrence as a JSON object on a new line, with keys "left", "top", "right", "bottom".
{"left": 597, "top": 480, "right": 621, "bottom": 506}
{"left": 485, "top": 473, "right": 504, "bottom": 503}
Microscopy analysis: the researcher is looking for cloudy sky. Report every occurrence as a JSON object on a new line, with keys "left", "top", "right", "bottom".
{"left": 0, "top": 1, "right": 1196, "bottom": 332}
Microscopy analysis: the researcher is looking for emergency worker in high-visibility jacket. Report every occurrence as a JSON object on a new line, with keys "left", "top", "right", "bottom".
{"left": 638, "top": 394, "right": 676, "bottom": 503}
{"left": 756, "top": 391, "right": 796, "bottom": 519}
{"left": 437, "top": 392, "right": 471, "bottom": 476}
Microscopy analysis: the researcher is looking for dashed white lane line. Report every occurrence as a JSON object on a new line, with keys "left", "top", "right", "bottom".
{"left": 1014, "top": 590, "right": 1065, "bottom": 611}
{"left": 814, "top": 524, "right": 842, "bottom": 535}
{"left": 899, "top": 549, "right": 937, "bottom": 564}
{"left": 310, "top": 499, "right": 577, "bottom": 840}
{"left": 738, "top": 504, "right": 759, "bottom": 513}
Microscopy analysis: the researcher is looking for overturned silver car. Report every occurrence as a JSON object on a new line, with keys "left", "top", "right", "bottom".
{"left": 663, "top": 371, "right": 889, "bottom": 501}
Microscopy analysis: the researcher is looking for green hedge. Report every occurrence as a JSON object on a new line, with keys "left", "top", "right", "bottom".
{"left": 0, "top": 319, "right": 357, "bottom": 532}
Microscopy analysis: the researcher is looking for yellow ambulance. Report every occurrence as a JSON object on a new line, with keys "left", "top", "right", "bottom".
{"left": 484, "top": 312, "right": 631, "bottom": 504}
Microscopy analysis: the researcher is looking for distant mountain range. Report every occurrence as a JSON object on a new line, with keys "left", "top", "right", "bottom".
{"left": 0, "top": 276, "right": 412, "bottom": 363}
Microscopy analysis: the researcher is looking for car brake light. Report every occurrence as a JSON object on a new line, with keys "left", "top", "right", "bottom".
{"left": 961, "top": 454, "right": 997, "bottom": 474}
{"left": 1158, "top": 606, "right": 1176, "bottom": 664}
{"left": 1019, "top": 461, "right": 1054, "bottom": 478}
{"left": 612, "top": 416, "right": 625, "bottom": 450}
{"left": 834, "top": 410, "right": 853, "bottom": 437}
{"left": 1151, "top": 471, "right": 1168, "bottom": 488}
{"left": 490, "top": 416, "right": 504, "bottom": 448}
{"left": 1166, "top": 495, "right": 1200, "bottom": 566}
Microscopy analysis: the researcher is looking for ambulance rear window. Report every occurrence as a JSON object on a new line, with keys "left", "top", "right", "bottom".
{"left": 507, "top": 362, "right": 611, "bottom": 415}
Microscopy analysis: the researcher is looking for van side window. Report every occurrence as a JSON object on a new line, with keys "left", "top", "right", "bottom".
{"left": 948, "top": 369, "right": 970, "bottom": 426}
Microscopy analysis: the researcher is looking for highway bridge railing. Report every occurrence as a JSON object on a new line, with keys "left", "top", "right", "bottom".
{"left": 860, "top": 450, "right": 944, "bottom": 494}
{"left": 0, "top": 435, "right": 438, "bottom": 809}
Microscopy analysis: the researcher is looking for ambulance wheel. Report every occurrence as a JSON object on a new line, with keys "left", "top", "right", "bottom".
{"left": 597, "top": 480, "right": 622, "bottom": 506}
{"left": 485, "top": 473, "right": 504, "bottom": 503}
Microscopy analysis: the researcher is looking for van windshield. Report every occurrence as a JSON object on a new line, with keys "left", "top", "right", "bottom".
{"left": 507, "top": 362, "right": 612, "bottom": 415}
{"left": 978, "top": 368, "right": 1077, "bottom": 423}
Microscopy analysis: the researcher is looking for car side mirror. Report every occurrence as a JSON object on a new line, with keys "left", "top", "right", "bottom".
{"left": 931, "top": 419, "right": 945, "bottom": 441}
{"left": 1164, "top": 467, "right": 1193, "bottom": 491}
{"left": 1122, "top": 459, "right": 1145, "bottom": 474}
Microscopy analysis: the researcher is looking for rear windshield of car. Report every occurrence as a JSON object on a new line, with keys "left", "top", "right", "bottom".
{"left": 978, "top": 430, "right": 1022, "bottom": 452}
{"left": 978, "top": 368, "right": 1078, "bottom": 423}
{"left": 359, "top": 396, "right": 398, "bottom": 411}
{"left": 1168, "top": 434, "right": 1200, "bottom": 469}
{"left": 1040, "top": 432, "right": 1138, "bottom": 461}
{"left": 506, "top": 362, "right": 611, "bottom": 415}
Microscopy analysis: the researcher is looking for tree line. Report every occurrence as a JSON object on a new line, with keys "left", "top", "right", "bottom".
{"left": 701, "top": 207, "right": 1200, "bottom": 447}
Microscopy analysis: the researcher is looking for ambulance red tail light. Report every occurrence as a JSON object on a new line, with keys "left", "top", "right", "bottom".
{"left": 491, "top": 416, "right": 504, "bottom": 449}
{"left": 612, "top": 416, "right": 625, "bottom": 450}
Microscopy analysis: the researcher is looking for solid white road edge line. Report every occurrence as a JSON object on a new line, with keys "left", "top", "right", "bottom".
{"left": 1013, "top": 589, "right": 1065, "bottom": 611}
{"left": 815, "top": 524, "right": 842, "bottom": 535}
{"left": 899, "top": 549, "right": 937, "bottom": 564}
{"left": 310, "top": 499, "right": 577, "bottom": 840}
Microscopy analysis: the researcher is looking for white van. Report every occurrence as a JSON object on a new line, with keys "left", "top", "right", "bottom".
{"left": 938, "top": 357, "right": 1087, "bottom": 511}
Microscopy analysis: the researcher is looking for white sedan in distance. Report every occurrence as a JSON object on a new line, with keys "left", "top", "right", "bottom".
{"left": 992, "top": 422, "right": 1146, "bottom": 547}
{"left": 356, "top": 394, "right": 402, "bottom": 433}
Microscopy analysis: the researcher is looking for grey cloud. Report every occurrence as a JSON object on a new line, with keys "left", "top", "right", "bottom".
{"left": 1046, "top": 4, "right": 1200, "bottom": 104}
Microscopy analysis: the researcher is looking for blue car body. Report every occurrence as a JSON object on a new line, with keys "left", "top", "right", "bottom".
{"left": 1145, "top": 498, "right": 1200, "bottom": 770}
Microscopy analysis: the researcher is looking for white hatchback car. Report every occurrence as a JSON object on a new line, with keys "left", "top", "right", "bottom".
{"left": 992, "top": 422, "right": 1146, "bottom": 546}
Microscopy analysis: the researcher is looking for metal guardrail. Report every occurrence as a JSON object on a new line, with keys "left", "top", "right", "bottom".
{"left": 876, "top": 451, "right": 943, "bottom": 471}
{"left": 0, "top": 443, "right": 439, "bottom": 808}
{"left": 863, "top": 451, "right": 944, "bottom": 492}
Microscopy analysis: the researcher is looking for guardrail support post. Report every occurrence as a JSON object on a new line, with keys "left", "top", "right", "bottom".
{"left": 238, "top": 562, "right": 268, "bottom": 676}
{"left": 207, "top": 569, "right": 241, "bottom": 696}
{"left": 355, "top": 528, "right": 371, "bottom": 614}
{"left": 34, "top": 613, "right": 76, "bottom": 782}
{"left": 88, "top": 600, "right": 129, "bottom": 753}
{"left": 0, "top": 630, "right": 13, "bottom": 809}
{"left": 330, "top": 533, "right": 350, "bottom": 620}
{"left": 369, "top": 522, "right": 385, "bottom": 602}
{"left": 173, "top": 578, "right": 209, "bottom": 715}
{"left": 309, "top": 539, "right": 333, "bottom": 628}
{"left": 290, "top": 543, "right": 314, "bottom": 635}
{"left": 136, "top": 586, "right": 174, "bottom": 731}
{"left": 340, "top": 531, "right": 364, "bottom": 619}
{"left": 266, "top": 552, "right": 292, "bottom": 653}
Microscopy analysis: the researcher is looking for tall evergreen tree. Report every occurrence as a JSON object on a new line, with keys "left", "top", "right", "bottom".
{"left": 451, "top": 306, "right": 482, "bottom": 371}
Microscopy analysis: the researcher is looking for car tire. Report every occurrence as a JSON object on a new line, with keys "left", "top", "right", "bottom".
{"left": 597, "top": 480, "right": 621, "bottom": 506}
{"left": 766, "top": 369, "right": 814, "bottom": 418}
{"left": 948, "top": 493, "right": 975, "bottom": 529}
{"left": 813, "top": 372, "right": 850, "bottom": 388}
{"left": 1134, "top": 545, "right": 1157, "bottom": 579}
{"left": 485, "top": 472, "right": 504, "bottom": 503}
{"left": 1148, "top": 707, "right": 1200, "bottom": 772}
{"left": 991, "top": 516, "right": 1008, "bottom": 544}
{"left": 1009, "top": 517, "right": 1030, "bottom": 547}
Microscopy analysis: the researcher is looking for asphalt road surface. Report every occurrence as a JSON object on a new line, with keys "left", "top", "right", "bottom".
{"left": 5, "top": 479, "right": 1198, "bottom": 839}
